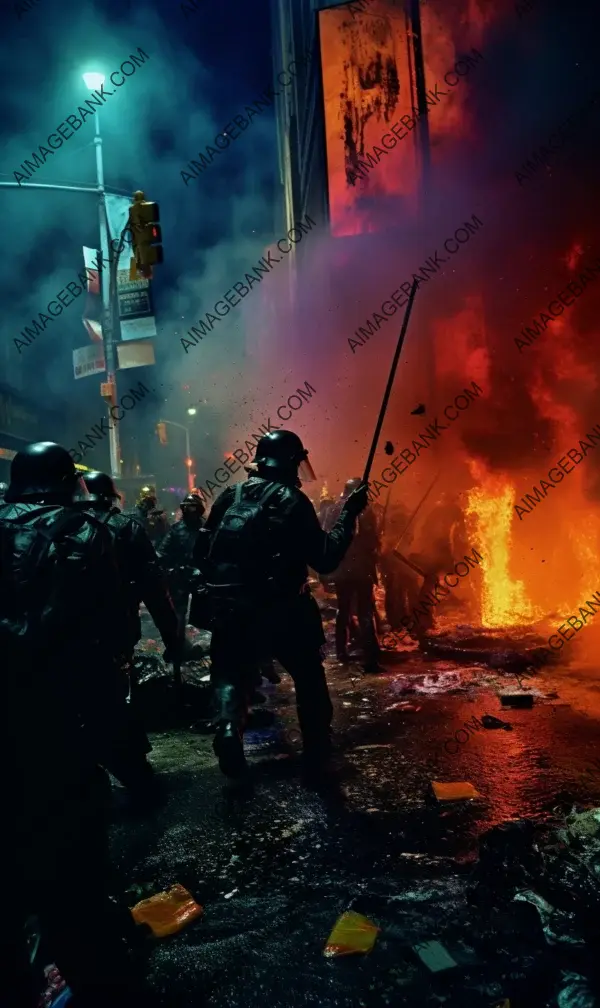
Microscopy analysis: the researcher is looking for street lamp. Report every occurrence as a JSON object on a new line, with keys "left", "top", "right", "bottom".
{"left": 187, "top": 408, "right": 197, "bottom": 416}
{"left": 159, "top": 419, "right": 194, "bottom": 492}
{"left": 82, "top": 72, "right": 105, "bottom": 90}
{"left": 82, "top": 70, "right": 121, "bottom": 481}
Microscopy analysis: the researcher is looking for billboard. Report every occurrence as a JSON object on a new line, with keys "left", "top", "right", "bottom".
{"left": 317, "top": 0, "right": 507, "bottom": 237}
{"left": 318, "top": 0, "right": 419, "bottom": 237}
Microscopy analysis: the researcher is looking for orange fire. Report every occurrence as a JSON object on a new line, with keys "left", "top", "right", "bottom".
{"left": 465, "top": 461, "right": 541, "bottom": 628}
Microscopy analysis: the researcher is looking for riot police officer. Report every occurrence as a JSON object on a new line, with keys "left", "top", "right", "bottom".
{"left": 0, "top": 443, "right": 151, "bottom": 1006}
{"left": 129, "top": 484, "right": 170, "bottom": 547}
{"left": 159, "top": 491, "right": 206, "bottom": 637}
{"left": 193, "top": 430, "right": 368, "bottom": 783}
{"left": 82, "top": 470, "right": 181, "bottom": 802}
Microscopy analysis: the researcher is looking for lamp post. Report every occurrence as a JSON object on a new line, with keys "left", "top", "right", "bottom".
{"left": 82, "top": 71, "right": 121, "bottom": 481}
{"left": 159, "top": 416, "right": 195, "bottom": 492}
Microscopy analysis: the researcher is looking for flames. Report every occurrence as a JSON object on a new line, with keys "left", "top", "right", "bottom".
{"left": 465, "top": 461, "right": 540, "bottom": 628}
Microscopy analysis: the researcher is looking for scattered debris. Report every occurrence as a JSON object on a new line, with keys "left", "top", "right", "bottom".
{"left": 384, "top": 440, "right": 394, "bottom": 454}
{"left": 481, "top": 713, "right": 513, "bottom": 730}
{"left": 130, "top": 884, "right": 203, "bottom": 938}
{"left": 432, "top": 781, "right": 481, "bottom": 801}
{"left": 411, "top": 403, "right": 426, "bottom": 415}
{"left": 412, "top": 939, "right": 458, "bottom": 972}
{"left": 323, "top": 911, "right": 380, "bottom": 957}
{"left": 354, "top": 744, "right": 393, "bottom": 751}
{"left": 500, "top": 693, "right": 534, "bottom": 708}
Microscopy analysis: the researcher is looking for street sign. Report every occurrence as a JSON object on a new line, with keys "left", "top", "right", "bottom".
{"left": 120, "top": 316, "right": 157, "bottom": 341}
{"left": 73, "top": 344, "right": 105, "bottom": 379}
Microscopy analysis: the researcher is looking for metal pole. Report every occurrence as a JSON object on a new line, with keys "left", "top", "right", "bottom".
{"left": 94, "top": 109, "right": 121, "bottom": 479}
{"left": 362, "top": 278, "right": 419, "bottom": 484}
{"left": 185, "top": 427, "right": 193, "bottom": 492}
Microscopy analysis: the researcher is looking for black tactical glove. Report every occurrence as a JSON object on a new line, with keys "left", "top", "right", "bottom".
{"left": 342, "top": 482, "right": 369, "bottom": 518}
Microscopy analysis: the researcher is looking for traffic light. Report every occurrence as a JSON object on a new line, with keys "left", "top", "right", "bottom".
{"left": 128, "top": 190, "right": 163, "bottom": 279}
{"left": 156, "top": 422, "right": 168, "bottom": 444}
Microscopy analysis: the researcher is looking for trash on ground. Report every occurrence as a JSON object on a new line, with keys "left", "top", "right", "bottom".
{"left": 432, "top": 781, "right": 481, "bottom": 801}
{"left": 481, "top": 713, "right": 513, "bottom": 730}
{"left": 387, "top": 701, "right": 422, "bottom": 711}
{"left": 500, "top": 693, "right": 534, "bottom": 708}
{"left": 354, "top": 744, "right": 394, "bottom": 751}
{"left": 130, "top": 883, "right": 204, "bottom": 937}
{"left": 559, "top": 807, "right": 600, "bottom": 864}
{"left": 323, "top": 910, "right": 380, "bottom": 957}
{"left": 412, "top": 939, "right": 458, "bottom": 972}
{"left": 417, "top": 672, "right": 463, "bottom": 694}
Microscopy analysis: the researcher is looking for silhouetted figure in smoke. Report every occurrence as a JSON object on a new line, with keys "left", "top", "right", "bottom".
{"left": 192, "top": 431, "right": 368, "bottom": 783}
{"left": 324, "top": 478, "right": 383, "bottom": 674}
{"left": 407, "top": 492, "right": 468, "bottom": 640}
{"left": 418, "top": 492, "right": 466, "bottom": 579}
{"left": 379, "top": 501, "right": 419, "bottom": 632}
{"left": 318, "top": 483, "right": 335, "bottom": 528}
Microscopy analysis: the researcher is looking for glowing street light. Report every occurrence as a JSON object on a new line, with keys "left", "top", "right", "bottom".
{"left": 82, "top": 71, "right": 106, "bottom": 90}
{"left": 187, "top": 407, "right": 197, "bottom": 416}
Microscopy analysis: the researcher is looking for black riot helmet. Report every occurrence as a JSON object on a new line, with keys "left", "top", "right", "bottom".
{"left": 253, "top": 430, "right": 316, "bottom": 484}
{"left": 5, "top": 442, "right": 89, "bottom": 504}
{"left": 341, "top": 478, "right": 362, "bottom": 499}
{"left": 83, "top": 471, "right": 122, "bottom": 507}
{"left": 181, "top": 491, "right": 205, "bottom": 516}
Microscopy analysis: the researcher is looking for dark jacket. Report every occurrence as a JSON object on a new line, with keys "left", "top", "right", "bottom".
{"left": 128, "top": 504, "right": 170, "bottom": 547}
{"left": 159, "top": 517, "right": 204, "bottom": 599}
{"left": 323, "top": 500, "right": 379, "bottom": 581}
{"left": 193, "top": 476, "right": 356, "bottom": 598}
{"left": 90, "top": 505, "right": 178, "bottom": 652}
{"left": 0, "top": 501, "right": 128, "bottom": 831}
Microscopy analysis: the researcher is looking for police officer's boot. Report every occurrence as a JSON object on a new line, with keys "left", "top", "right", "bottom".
{"left": 213, "top": 722, "right": 248, "bottom": 778}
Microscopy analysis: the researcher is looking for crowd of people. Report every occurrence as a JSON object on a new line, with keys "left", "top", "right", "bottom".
{"left": 0, "top": 429, "right": 466, "bottom": 1006}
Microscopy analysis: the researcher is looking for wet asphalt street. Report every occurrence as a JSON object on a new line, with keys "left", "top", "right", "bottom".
{"left": 109, "top": 608, "right": 600, "bottom": 1008}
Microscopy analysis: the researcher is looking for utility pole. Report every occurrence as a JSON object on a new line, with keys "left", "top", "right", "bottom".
{"left": 92, "top": 108, "right": 121, "bottom": 480}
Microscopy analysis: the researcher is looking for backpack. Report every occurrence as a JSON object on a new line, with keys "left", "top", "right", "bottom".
{"left": 202, "top": 481, "right": 283, "bottom": 621}
{"left": 0, "top": 506, "right": 116, "bottom": 662}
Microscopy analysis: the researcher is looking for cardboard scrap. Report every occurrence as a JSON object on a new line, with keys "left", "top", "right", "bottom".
{"left": 432, "top": 781, "right": 481, "bottom": 801}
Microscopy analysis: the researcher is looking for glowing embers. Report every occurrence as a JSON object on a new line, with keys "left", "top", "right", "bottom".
{"left": 465, "top": 463, "right": 540, "bottom": 629}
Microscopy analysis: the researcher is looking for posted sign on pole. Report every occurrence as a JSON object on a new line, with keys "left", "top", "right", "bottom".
{"left": 73, "top": 344, "right": 106, "bottom": 380}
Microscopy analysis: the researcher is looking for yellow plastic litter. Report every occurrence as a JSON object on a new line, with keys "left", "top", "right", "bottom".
{"left": 432, "top": 781, "right": 481, "bottom": 801}
{"left": 130, "top": 884, "right": 204, "bottom": 938}
{"left": 323, "top": 910, "right": 380, "bottom": 957}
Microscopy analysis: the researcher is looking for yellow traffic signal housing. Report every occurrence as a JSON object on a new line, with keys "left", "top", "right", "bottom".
{"left": 128, "top": 191, "right": 163, "bottom": 277}
{"left": 156, "top": 422, "right": 168, "bottom": 445}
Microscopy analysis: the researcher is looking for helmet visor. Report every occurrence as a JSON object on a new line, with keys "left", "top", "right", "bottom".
{"left": 298, "top": 457, "right": 317, "bottom": 482}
